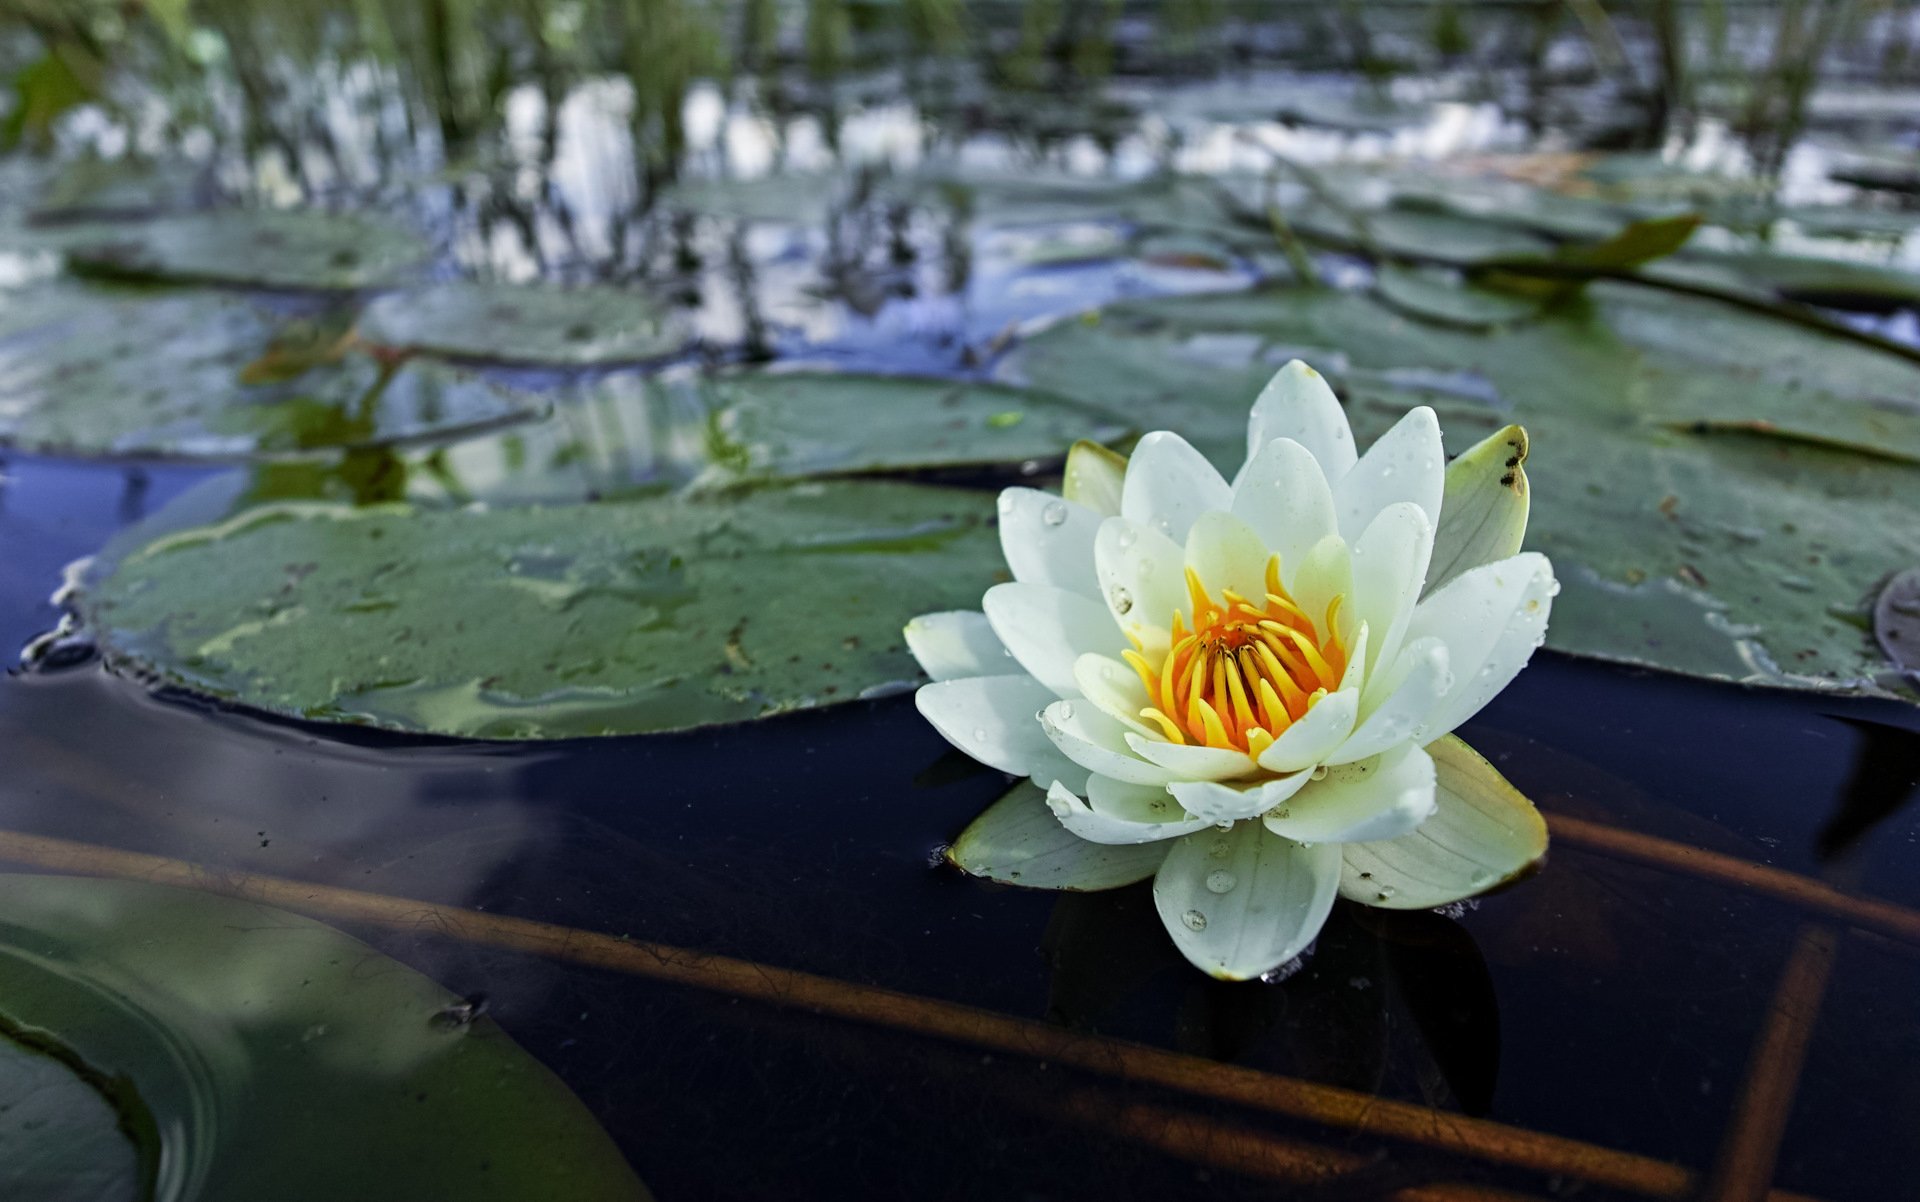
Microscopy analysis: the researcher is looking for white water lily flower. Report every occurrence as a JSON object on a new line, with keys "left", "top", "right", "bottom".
{"left": 910, "top": 361, "right": 1557, "bottom": 980}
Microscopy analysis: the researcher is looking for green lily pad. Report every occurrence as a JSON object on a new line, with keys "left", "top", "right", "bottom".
{"left": 998, "top": 283, "right": 1920, "bottom": 698}
{"left": 392, "top": 370, "right": 1129, "bottom": 505}
{"left": 0, "top": 1031, "right": 142, "bottom": 1202}
{"left": 31, "top": 155, "right": 211, "bottom": 222}
{"left": 0, "top": 873, "right": 648, "bottom": 1201}
{"left": 1373, "top": 263, "right": 1542, "bottom": 329}
{"left": 359, "top": 282, "right": 696, "bottom": 366}
{"left": 692, "top": 371, "right": 1132, "bottom": 485}
{"left": 65, "top": 209, "right": 430, "bottom": 290}
{"left": 0, "top": 282, "right": 542, "bottom": 459}
{"left": 78, "top": 479, "right": 1003, "bottom": 738}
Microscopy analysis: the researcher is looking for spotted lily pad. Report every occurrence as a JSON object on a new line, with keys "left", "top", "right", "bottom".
{"left": 359, "top": 282, "right": 695, "bottom": 366}
{"left": 998, "top": 283, "right": 1920, "bottom": 697}
{"left": 65, "top": 209, "right": 430, "bottom": 290}
{"left": 78, "top": 479, "right": 1003, "bottom": 738}
{"left": 0, "top": 873, "right": 648, "bottom": 1201}
{"left": 0, "top": 282, "right": 542, "bottom": 459}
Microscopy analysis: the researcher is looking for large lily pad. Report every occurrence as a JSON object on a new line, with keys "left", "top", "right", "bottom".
{"left": 998, "top": 283, "right": 1920, "bottom": 697}
{"left": 0, "top": 873, "right": 648, "bottom": 1201}
{"left": 0, "top": 1032, "right": 142, "bottom": 1202}
{"left": 359, "top": 282, "right": 696, "bottom": 366}
{"left": 78, "top": 479, "right": 1003, "bottom": 738}
{"left": 64, "top": 209, "right": 430, "bottom": 290}
{"left": 0, "top": 282, "right": 542, "bottom": 459}
{"left": 397, "top": 370, "right": 1129, "bottom": 504}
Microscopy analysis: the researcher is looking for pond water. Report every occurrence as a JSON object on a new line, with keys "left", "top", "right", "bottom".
{"left": 3, "top": 4, "right": 1920, "bottom": 1201}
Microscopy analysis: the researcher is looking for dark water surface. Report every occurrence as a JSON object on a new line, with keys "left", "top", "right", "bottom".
{"left": 5, "top": 3, "right": 1920, "bottom": 1199}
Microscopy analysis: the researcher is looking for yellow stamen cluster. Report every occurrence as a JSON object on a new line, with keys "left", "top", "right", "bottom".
{"left": 1122, "top": 556, "right": 1347, "bottom": 758}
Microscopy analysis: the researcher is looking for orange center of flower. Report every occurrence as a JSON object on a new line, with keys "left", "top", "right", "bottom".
{"left": 1121, "top": 556, "right": 1347, "bottom": 758}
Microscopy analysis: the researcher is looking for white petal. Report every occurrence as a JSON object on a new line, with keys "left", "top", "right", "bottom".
{"left": 1047, "top": 780, "right": 1210, "bottom": 845}
{"left": 1256, "top": 687, "right": 1360, "bottom": 773}
{"left": 983, "top": 582, "right": 1124, "bottom": 698}
{"left": 1230, "top": 437, "right": 1338, "bottom": 574}
{"left": 1125, "top": 734, "right": 1259, "bottom": 781}
{"left": 1040, "top": 699, "right": 1180, "bottom": 785}
{"left": 915, "top": 675, "right": 1058, "bottom": 776}
{"left": 1028, "top": 756, "right": 1093, "bottom": 797}
{"left": 1073, "top": 652, "right": 1154, "bottom": 736}
{"left": 949, "top": 783, "right": 1169, "bottom": 890}
{"left": 1244, "top": 360, "right": 1356, "bottom": 480}
{"left": 1330, "top": 637, "right": 1451, "bottom": 765}
{"left": 1263, "top": 744, "right": 1436, "bottom": 844}
{"left": 1183, "top": 511, "right": 1271, "bottom": 606}
{"left": 1167, "top": 770, "right": 1313, "bottom": 825}
{"left": 1340, "top": 735, "right": 1546, "bottom": 908}
{"left": 1348, "top": 501, "right": 1434, "bottom": 678}
{"left": 1120, "top": 431, "right": 1232, "bottom": 545}
{"left": 996, "top": 488, "right": 1104, "bottom": 598}
{"left": 1094, "top": 516, "right": 1187, "bottom": 655}
{"left": 1288, "top": 532, "right": 1353, "bottom": 638}
{"left": 1426, "top": 425, "right": 1529, "bottom": 598}
{"left": 905, "top": 611, "right": 1013, "bottom": 681}
{"left": 1407, "top": 552, "right": 1556, "bottom": 741}
{"left": 1333, "top": 405, "right": 1444, "bottom": 541}
{"left": 1063, "top": 440, "right": 1128, "bottom": 517}
{"left": 1153, "top": 822, "right": 1342, "bottom": 980}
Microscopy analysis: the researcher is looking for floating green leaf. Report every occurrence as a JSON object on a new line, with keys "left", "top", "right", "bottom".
{"left": 1374, "top": 263, "right": 1542, "bottom": 329}
{"left": 0, "top": 282, "right": 542, "bottom": 459}
{"left": 395, "top": 371, "right": 1128, "bottom": 505}
{"left": 360, "top": 282, "right": 695, "bottom": 366}
{"left": 0, "top": 873, "right": 648, "bottom": 1201}
{"left": 692, "top": 371, "right": 1131, "bottom": 485}
{"left": 80, "top": 479, "right": 1004, "bottom": 738}
{"left": 65, "top": 209, "right": 430, "bottom": 290}
{"left": 999, "top": 283, "right": 1920, "bottom": 697}
{"left": 0, "top": 1032, "right": 142, "bottom": 1202}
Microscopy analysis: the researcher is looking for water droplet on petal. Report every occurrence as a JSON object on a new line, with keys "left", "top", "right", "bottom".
{"left": 1205, "top": 870, "right": 1237, "bottom": 894}
{"left": 973, "top": 727, "right": 990, "bottom": 742}
{"left": 1109, "top": 585, "right": 1133, "bottom": 614}
{"left": 1208, "top": 837, "right": 1233, "bottom": 859}
{"left": 1375, "top": 884, "right": 1398, "bottom": 901}
{"left": 1042, "top": 500, "right": 1069, "bottom": 527}
{"left": 1057, "top": 701, "right": 1075, "bottom": 721}
{"left": 1116, "top": 527, "right": 1138, "bottom": 550}
{"left": 1181, "top": 909, "right": 1208, "bottom": 931}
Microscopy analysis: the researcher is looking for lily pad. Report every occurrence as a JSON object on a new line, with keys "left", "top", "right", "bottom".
{"left": 359, "top": 282, "right": 696, "bottom": 366}
{"left": 693, "top": 371, "right": 1132, "bottom": 485}
{"left": 396, "top": 370, "right": 1129, "bottom": 504}
{"left": 0, "top": 873, "right": 648, "bottom": 1201}
{"left": 1876, "top": 568, "right": 1920, "bottom": 679}
{"left": 65, "top": 209, "right": 430, "bottom": 290}
{"left": 998, "top": 283, "right": 1920, "bottom": 697}
{"left": 1373, "top": 263, "right": 1542, "bottom": 329}
{"left": 77, "top": 479, "right": 1003, "bottom": 738}
{"left": 0, "top": 1032, "right": 142, "bottom": 1202}
{"left": 0, "top": 282, "right": 542, "bottom": 459}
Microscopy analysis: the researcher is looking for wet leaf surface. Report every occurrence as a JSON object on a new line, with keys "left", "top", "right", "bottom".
{"left": 64, "top": 209, "right": 430, "bottom": 290}
{"left": 0, "top": 282, "right": 543, "bottom": 459}
{"left": 0, "top": 1032, "right": 143, "bottom": 1202}
{"left": 0, "top": 873, "right": 648, "bottom": 1201}
{"left": 359, "top": 282, "right": 696, "bottom": 366}
{"left": 78, "top": 479, "right": 1003, "bottom": 738}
